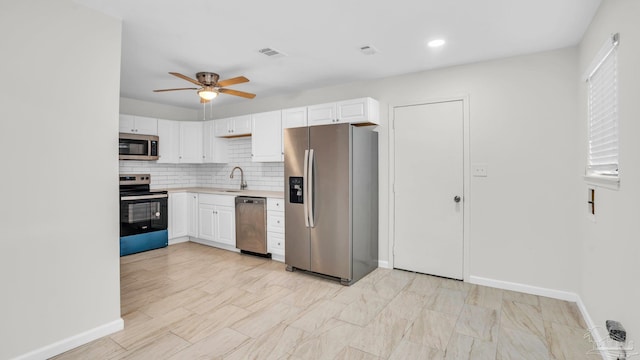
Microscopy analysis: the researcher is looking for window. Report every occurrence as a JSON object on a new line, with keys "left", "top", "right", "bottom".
{"left": 585, "top": 33, "right": 619, "bottom": 184}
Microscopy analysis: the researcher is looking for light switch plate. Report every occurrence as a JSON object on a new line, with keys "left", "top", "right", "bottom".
{"left": 472, "top": 163, "right": 488, "bottom": 177}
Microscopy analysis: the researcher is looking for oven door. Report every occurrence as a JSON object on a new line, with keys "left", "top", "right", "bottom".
{"left": 120, "top": 194, "right": 168, "bottom": 237}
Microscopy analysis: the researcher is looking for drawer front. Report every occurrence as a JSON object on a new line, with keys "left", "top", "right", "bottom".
{"left": 267, "top": 198, "right": 284, "bottom": 211}
{"left": 198, "top": 193, "right": 235, "bottom": 207}
{"left": 268, "top": 231, "right": 285, "bottom": 251}
{"left": 267, "top": 213, "right": 284, "bottom": 233}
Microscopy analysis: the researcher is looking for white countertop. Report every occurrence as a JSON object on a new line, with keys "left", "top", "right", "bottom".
{"left": 164, "top": 187, "right": 284, "bottom": 199}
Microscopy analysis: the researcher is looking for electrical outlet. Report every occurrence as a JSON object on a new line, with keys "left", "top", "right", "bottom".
{"left": 472, "top": 163, "right": 488, "bottom": 177}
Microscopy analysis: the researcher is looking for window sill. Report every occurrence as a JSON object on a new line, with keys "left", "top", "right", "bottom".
{"left": 584, "top": 174, "right": 620, "bottom": 190}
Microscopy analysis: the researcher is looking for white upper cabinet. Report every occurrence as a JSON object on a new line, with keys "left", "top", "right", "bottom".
{"left": 203, "top": 120, "right": 229, "bottom": 163}
{"left": 234, "top": 115, "right": 252, "bottom": 135}
{"left": 336, "top": 97, "right": 380, "bottom": 125}
{"left": 251, "top": 110, "right": 283, "bottom": 162}
{"left": 213, "top": 118, "right": 229, "bottom": 136}
{"left": 119, "top": 114, "right": 158, "bottom": 135}
{"left": 282, "top": 107, "right": 308, "bottom": 128}
{"left": 157, "top": 119, "right": 228, "bottom": 164}
{"left": 156, "top": 119, "right": 180, "bottom": 163}
{"left": 306, "top": 97, "right": 380, "bottom": 126}
{"left": 119, "top": 114, "right": 135, "bottom": 133}
{"left": 214, "top": 115, "right": 252, "bottom": 137}
{"left": 307, "top": 103, "right": 338, "bottom": 126}
{"left": 179, "top": 121, "right": 203, "bottom": 163}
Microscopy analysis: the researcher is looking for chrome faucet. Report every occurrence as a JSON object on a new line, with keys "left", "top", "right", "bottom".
{"left": 230, "top": 166, "right": 247, "bottom": 190}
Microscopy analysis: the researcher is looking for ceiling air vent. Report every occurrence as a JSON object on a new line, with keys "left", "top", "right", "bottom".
{"left": 258, "top": 47, "right": 285, "bottom": 57}
{"left": 360, "top": 45, "right": 379, "bottom": 55}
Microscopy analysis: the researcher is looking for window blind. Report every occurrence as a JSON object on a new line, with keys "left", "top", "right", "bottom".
{"left": 586, "top": 34, "right": 619, "bottom": 177}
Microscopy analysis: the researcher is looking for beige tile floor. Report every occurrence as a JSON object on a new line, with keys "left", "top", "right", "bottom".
{"left": 53, "top": 242, "right": 600, "bottom": 359}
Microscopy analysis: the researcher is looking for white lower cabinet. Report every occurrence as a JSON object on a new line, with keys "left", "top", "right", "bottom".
{"left": 216, "top": 206, "right": 236, "bottom": 245}
{"left": 268, "top": 232, "right": 284, "bottom": 257}
{"left": 169, "top": 192, "right": 196, "bottom": 241}
{"left": 197, "top": 194, "right": 236, "bottom": 247}
{"left": 267, "top": 197, "right": 285, "bottom": 261}
{"left": 168, "top": 192, "right": 188, "bottom": 240}
{"left": 169, "top": 192, "right": 284, "bottom": 258}
{"left": 198, "top": 203, "right": 216, "bottom": 240}
{"left": 187, "top": 193, "right": 198, "bottom": 237}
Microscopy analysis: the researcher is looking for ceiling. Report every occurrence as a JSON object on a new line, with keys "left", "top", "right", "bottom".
{"left": 77, "top": 0, "right": 602, "bottom": 110}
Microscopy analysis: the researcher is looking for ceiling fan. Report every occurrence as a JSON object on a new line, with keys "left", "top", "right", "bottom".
{"left": 153, "top": 72, "right": 256, "bottom": 103}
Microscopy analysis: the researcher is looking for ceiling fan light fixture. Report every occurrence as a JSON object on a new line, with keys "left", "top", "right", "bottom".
{"left": 198, "top": 88, "right": 218, "bottom": 100}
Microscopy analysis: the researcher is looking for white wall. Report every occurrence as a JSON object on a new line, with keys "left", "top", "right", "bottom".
{"left": 0, "top": 1, "right": 122, "bottom": 359}
{"left": 120, "top": 97, "right": 198, "bottom": 121}
{"left": 578, "top": 0, "right": 640, "bottom": 344}
{"left": 209, "top": 47, "right": 581, "bottom": 293}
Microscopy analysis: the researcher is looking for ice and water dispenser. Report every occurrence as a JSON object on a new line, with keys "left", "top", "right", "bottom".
{"left": 289, "top": 177, "right": 303, "bottom": 204}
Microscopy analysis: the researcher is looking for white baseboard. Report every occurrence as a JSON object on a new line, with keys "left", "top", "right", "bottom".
{"left": 468, "top": 275, "right": 579, "bottom": 302}
{"left": 576, "top": 297, "right": 611, "bottom": 360}
{"left": 13, "top": 318, "right": 123, "bottom": 360}
{"left": 189, "top": 238, "right": 240, "bottom": 253}
{"left": 469, "top": 276, "right": 606, "bottom": 360}
{"left": 169, "top": 236, "right": 189, "bottom": 245}
{"left": 378, "top": 260, "right": 390, "bottom": 269}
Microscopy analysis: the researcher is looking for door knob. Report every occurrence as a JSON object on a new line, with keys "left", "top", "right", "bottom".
{"left": 454, "top": 196, "right": 461, "bottom": 203}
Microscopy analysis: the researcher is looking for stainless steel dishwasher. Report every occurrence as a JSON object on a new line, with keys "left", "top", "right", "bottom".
{"left": 235, "top": 197, "right": 270, "bottom": 257}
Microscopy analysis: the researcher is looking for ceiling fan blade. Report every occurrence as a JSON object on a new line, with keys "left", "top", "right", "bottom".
{"left": 219, "top": 88, "right": 256, "bottom": 99}
{"left": 169, "top": 72, "right": 203, "bottom": 86}
{"left": 217, "top": 76, "right": 249, "bottom": 87}
{"left": 153, "top": 87, "right": 199, "bottom": 92}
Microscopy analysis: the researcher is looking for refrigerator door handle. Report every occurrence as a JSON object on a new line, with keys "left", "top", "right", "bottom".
{"left": 308, "top": 148, "right": 315, "bottom": 228}
{"left": 303, "top": 149, "right": 310, "bottom": 227}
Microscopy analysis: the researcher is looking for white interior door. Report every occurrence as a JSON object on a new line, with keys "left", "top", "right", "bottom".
{"left": 394, "top": 100, "right": 464, "bottom": 279}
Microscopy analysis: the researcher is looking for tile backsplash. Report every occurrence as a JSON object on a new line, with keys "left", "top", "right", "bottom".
{"left": 119, "top": 137, "right": 284, "bottom": 192}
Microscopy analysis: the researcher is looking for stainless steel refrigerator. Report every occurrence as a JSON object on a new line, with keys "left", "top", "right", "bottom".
{"left": 284, "top": 123, "right": 378, "bottom": 285}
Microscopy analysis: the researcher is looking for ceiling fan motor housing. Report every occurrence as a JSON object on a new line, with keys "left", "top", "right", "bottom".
{"left": 196, "top": 72, "right": 219, "bottom": 86}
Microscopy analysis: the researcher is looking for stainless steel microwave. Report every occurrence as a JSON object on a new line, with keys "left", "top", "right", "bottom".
{"left": 119, "top": 133, "right": 159, "bottom": 161}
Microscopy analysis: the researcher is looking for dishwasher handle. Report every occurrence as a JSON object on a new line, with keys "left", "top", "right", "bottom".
{"left": 236, "top": 197, "right": 265, "bottom": 205}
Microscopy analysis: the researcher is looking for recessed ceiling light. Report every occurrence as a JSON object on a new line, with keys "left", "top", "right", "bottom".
{"left": 427, "top": 39, "right": 446, "bottom": 48}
